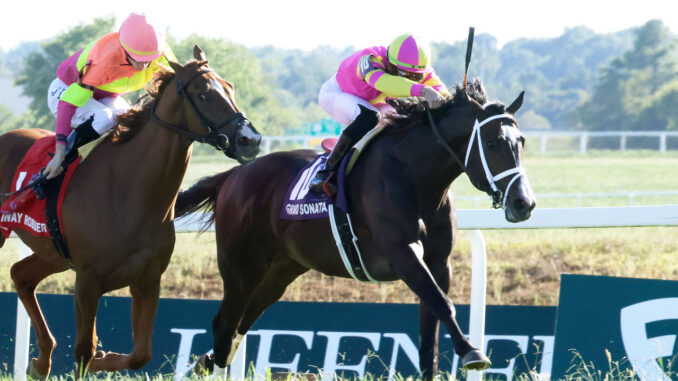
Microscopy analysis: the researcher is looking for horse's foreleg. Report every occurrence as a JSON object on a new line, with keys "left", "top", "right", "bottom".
{"left": 73, "top": 271, "right": 102, "bottom": 378}
{"left": 208, "top": 240, "right": 275, "bottom": 372}
{"left": 382, "top": 240, "right": 490, "bottom": 371}
{"left": 87, "top": 277, "right": 160, "bottom": 372}
{"left": 11, "top": 253, "right": 68, "bottom": 379}
{"left": 419, "top": 206, "right": 455, "bottom": 380}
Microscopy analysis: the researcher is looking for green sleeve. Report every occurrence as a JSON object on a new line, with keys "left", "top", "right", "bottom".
{"left": 59, "top": 83, "right": 94, "bottom": 107}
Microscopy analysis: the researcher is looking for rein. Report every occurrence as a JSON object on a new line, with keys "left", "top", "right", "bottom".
{"left": 426, "top": 103, "right": 524, "bottom": 209}
{"left": 152, "top": 67, "right": 249, "bottom": 152}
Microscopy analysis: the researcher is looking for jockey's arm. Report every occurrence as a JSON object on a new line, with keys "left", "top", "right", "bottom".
{"left": 362, "top": 55, "right": 448, "bottom": 100}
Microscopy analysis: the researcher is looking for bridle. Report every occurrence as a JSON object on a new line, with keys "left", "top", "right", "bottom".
{"left": 151, "top": 67, "right": 250, "bottom": 152}
{"left": 426, "top": 103, "right": 525, "bottom": 209}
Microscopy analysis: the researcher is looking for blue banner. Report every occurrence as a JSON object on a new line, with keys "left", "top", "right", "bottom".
{"left": 0, "top": 293, "right": 555, "bottom": 379}
{"left": 552, "top": 274, "right": 678, "bottom": 380}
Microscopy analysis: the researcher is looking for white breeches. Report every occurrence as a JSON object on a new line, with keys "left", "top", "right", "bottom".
{"left": 318, "top": 75, "right": 395, "bottom": 125}
{"left": 47, "top": 77, "right": 130, "bottom": 135}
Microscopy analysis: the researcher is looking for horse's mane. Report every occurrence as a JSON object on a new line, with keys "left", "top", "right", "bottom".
{"left": 112, "top": 69, "right": 177, "bottom": 143}
{"left": 384, "top": 78, "right": 490, "bottom": 130}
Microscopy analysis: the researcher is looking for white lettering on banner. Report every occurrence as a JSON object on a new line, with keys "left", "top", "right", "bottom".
{"left": 1, "top": 213, "right": 11, "bottom": 223}
{"left": 382, "top": 333, "right": 420, "bottom": 381}
{"left": 484, "top": 335, "right": 529, "bottom": 380}
{"left": 252, "top": 330, "right": 314, "bottom": 375}
{"left": 316, "top": 331, "right": 381, "bottom": 381}
{"left": 170, "top": 328, "right": 206, "bottom": 381}
{"left": 533, "top": 335, "right": 555, "bottom": 375}
{"left": 168, "top": 328, "right": 553, "bottom": 379}
{"left": 620, "top": 298, "right": 678, "bottom": 381}
{"left": 446, "top": 334, "right": 554, "bottom": 376}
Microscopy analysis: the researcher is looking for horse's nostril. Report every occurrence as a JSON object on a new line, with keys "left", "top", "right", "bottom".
{"left": 239, "top": 136, "right": 251, "bottom": 145}
{"left": 513, "top": 198, "right": 529, "bottom": 212}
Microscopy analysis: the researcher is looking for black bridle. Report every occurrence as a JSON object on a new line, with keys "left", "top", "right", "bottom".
{"left": 151, "top": 67, "right": 250, "bottom": 152}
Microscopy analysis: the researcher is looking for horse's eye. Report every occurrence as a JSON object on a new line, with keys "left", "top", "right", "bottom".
{"left": 198, "top": 93, "right": 208, "bottom": 102}
{"left": 486, "top": 138, "right": 501, "bottom": 150}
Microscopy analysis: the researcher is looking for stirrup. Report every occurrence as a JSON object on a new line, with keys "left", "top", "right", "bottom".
{"left": 322, "top": 180, "right": 338, "bottom": 198}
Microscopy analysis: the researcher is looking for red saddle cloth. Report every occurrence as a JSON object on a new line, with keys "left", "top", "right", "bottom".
{"left": 0, "top": 134, "right": 81, "bottom": 239}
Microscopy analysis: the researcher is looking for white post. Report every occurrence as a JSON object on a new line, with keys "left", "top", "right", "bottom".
{"left": 263, "top": 139, "right": 272, "bottom": 155}
{"left": 660, "top": 134, "right": 667, "bottom": 155}
{"left": 539, "top": 135, "right": 547, "bottom": 155}
{"left": 229, "top": 336, "right": 247, "bottom": 380}
{"left": 14, "top": 241, "right": 32, "bottom": 381}
{"left": 620, "top": 134, "right": 626, "bottom": 152}
{"left": 466, "top": 230, "right": 487, "bottom": 381}
{"left": 579, "top": 133, "right": 588, "bottom": 155}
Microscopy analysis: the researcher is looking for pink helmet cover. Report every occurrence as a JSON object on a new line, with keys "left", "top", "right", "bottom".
{"left": 119, "top": 13, "right": 164, "bottom": 62}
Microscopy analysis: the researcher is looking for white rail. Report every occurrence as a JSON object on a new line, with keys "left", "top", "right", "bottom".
{"left": 455, "top": 191, "right": 678, "bottom": 209}
{"left": 12, "top": 205, "right": 678, "bottom": 380}
{"left": 261, "top": 131, "right": 678, "bottom": 155}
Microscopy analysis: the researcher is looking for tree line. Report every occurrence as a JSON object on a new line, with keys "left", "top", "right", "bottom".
{"left": 0, "top": 18, "right": 675, "bottom": 142}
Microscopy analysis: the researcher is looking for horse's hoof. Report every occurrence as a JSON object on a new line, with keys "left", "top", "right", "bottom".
{"left": 461, "top": 350, "right": 491, "bottom": 370}
{"left": 193, "top": 353, "right": 214, "bottom": 375}
{"left": 26, "top": 358, "right": 49, "bottom": 380}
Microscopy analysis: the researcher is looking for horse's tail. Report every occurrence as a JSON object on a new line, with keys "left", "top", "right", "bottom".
{"left": 175, "top": 171, "right": 232, "bottom": 228}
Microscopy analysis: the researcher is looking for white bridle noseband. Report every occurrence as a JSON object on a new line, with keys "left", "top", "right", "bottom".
{"left": 463, "top": 110, "right": 525, "bottom": 209}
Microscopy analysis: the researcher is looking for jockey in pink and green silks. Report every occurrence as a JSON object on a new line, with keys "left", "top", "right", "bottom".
{"left": 43, "top": 12, "right": 176, "bottom": 180}
{"left": 310, "top": 33, "right": 448, "bottom": 196}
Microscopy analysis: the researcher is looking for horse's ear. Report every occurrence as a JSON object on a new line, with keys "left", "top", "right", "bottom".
{"left": 168, "top": 60, "right": 184, "bottom": 74}
{"left": 506, "top": 91, "right": 525, "bottom": 115}
{"left": 194, "top": 45, "right": 207, "bottom": 62}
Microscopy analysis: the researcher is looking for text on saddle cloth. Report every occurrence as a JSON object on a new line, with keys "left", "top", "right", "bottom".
{"left": 0, "top": 132, "right": 107, "bottom": 239}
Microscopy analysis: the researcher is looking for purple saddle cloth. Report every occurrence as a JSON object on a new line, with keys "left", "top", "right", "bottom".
{"left": 280, "top": 152, "right": 352, "bottom": 220}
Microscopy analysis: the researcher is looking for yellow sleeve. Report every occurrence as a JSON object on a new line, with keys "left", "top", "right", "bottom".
{"left": 59, "top": 83, "right": 94, "bottom": 107}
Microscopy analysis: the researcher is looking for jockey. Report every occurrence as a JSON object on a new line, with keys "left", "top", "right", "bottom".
{"left": 43, "top": 12, "right": 176, "bottom": 179}
{"left": 310, "top": 33, "right": 448, "bottom": 195}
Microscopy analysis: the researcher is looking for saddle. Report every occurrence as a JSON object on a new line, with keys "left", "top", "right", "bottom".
{"left": 281, "top": 125, "right": 386, "bottom": 282}
{"left": 0, "top": 133, "right": 108, "bottom": 268}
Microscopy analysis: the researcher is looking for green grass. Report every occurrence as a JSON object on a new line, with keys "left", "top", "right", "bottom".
{"left": 3, "top": 150, "right": 675, "bottom": 305}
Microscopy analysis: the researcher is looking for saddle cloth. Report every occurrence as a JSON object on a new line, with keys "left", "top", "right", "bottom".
{"left": 280, "top": 154, "right": 350, "bottom": 220}
{"left": 0, "top": 132, "right": 105, "bottom": 239}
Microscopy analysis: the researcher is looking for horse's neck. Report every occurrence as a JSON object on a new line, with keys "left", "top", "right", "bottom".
{"left": 392, "top": 123, "right": 468, "bottom": 203}
{"left": 113, "top": 117, "right": 191, "bottom": 216}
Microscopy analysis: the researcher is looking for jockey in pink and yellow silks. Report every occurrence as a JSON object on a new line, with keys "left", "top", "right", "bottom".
{"left": 43, "top": 12, "right": 176, "bottom": 179}
{"left": 310, "top": 33, "right": 448, "bottom": 195}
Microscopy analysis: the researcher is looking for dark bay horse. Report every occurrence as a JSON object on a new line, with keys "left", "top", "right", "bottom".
{"left": 0, "top": 46, "right": 261, "bottom": 378}
{"left": 176, "top": 79, "right": 536, "bottom": 379}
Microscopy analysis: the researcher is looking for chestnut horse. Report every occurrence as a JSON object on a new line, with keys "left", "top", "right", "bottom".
{"left": 176, "top": 79, "right": 536, "bottom": 379}
{"left": 0, "top": 46, "right": 261, "bottom": 378}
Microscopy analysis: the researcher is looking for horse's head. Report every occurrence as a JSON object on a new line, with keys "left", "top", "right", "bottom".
{"left": 165, "top": 46, "right": 261, "bottom": 163}
{"left": 451, "top": 80, "right": 536, "bottom": 222}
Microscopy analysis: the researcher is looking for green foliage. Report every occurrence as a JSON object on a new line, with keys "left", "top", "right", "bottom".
{"left": 169, "top": 35, "right": 301, "bottom": 156}
{"left": 0, "top": 104, "right": 37, "bottom": 132}
{"left": 14, "top": 17, "right": 115, "bottom": 130}
{"left": 578, "top": 19, "right": 678, "bottom": 134}
{"left": 5, "top": 18, "right": 677, "bottom": 138}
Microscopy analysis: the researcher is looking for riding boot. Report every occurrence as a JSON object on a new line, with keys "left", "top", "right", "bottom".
{"left": 34, "top": 117, "right": 99, "bottom": 199}
{"left": 64, "top": 116, "right": 100, "bottom": 162}
{"left": 309, "top": 105, "right": 380, "bottom": 196}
